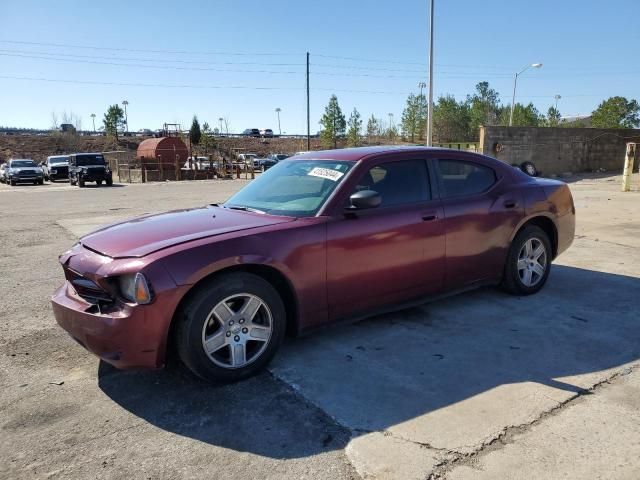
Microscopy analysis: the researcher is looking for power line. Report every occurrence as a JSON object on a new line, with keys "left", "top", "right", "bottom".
{"left": 0, "top": 40, "right": 301, "bottom": 57}
{"left": 0, "top": 75, "right": 304, "bottom": 90}
{"left": 0, "top": 53, "right": 303, "bottom": 74}
{"left": 0, "top": 49, "right": 303, "bottom": 67}
{"left": 0, "top": 75, "right": 611, "bottom": 99}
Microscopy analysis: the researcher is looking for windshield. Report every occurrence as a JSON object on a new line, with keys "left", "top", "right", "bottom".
{"left": 75, "top": 155, "right": 105, "bottom": 166}
{"left": 225, "top": 159, "right": 354, "bottom": 217}
{"left": 10, "top": 160, "right": 37, "bottom": 168}
{"left": 49, "top": 157, "right": 69, "bottom": 165}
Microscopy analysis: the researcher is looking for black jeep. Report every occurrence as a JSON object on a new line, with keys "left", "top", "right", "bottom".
{"left": 68, "top": 153, "right": 113, "bottom": 187}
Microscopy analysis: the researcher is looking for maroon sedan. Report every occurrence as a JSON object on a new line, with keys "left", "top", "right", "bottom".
{"left": 52, "top": 147, "right": 575, "bottom": 382}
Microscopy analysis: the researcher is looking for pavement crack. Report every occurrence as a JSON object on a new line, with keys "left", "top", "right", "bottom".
{"left": 426, "top": 363, "right": 640, "bottom": 480}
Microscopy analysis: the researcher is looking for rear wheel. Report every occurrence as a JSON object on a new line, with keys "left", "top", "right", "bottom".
{"left": 175, "top": 272, "right": 286, "bottom": 383}
{"left": 501, "top": 225, "right": 551, "bottom": 295}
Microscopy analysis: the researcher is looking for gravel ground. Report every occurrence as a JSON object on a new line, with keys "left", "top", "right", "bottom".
{"left": 1, "top": 173, "right": 639, "bottom": 480}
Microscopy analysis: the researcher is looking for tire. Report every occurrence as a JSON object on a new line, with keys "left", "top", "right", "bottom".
{"left": 9, "top": 179, "right": 15, "bottom": 186}
{"left": 78, "top": 176, "right": 85, "bottom": 188}
{"left": 106, "top": 177, "right": 113, "bottom": 186}
{"left": 96, "top": 180, "right": 102, "bottom": 186}
{"left": 520, "top": 161, "right": 538, "bottom": 177}
{"left": 38, "top": 179, "right": 44, "bottom": 185}
{"left": 175, "top": 272, "right": 286, "bottom": 383}
{"left": 501, "top": 225, "right": 551, "bottom": 295}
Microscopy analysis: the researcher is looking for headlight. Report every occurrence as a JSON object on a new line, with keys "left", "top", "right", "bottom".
{"left": 118, "top": 273, "right": 153, "bottom": 304}
{"left": 51, "top": 169, "right": 57, "bottom": 174}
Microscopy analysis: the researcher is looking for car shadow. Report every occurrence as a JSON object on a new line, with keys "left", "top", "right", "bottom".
{"left": 98, "top": 264, "right": 640, "bottom": 459}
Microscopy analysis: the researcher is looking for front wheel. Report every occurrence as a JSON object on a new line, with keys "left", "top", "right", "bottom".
{"left": 106, "top": 177, "right": 113, "bottom": 186}
{"left": 501, "top": 225, "right": 551, "bottom": 295}
{"left": 78, "top": 176, "right": 85, "bottom": 188}
{"left": 175, "top": 272, "right": 286, "bottom": 383}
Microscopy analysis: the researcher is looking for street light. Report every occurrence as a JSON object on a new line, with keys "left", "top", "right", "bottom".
{"left": 554, "top": 94, "right": 561, "bottom": 110}
{"left": 122, "top": 100, "right": 129, "bottom": 133}
{"left": 218, "top": 117, "right": 224, "bottom": 135}
{"left": 509, "top": 63, "right": 542, "bottom": 126}
{"left": 275, "top": 108, "right": 282, "bottom": 135}
{"left": 90, "top": 113, "right": 96, "bottom": 132}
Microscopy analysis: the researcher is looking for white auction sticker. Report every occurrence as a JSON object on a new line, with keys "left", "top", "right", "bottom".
{"left": 308, "top": 167, "right": 344, "bottom": 181}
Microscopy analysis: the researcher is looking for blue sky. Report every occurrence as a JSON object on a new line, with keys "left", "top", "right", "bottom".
{"left": 1, "top": 0, "right": 638, "bottom": 133}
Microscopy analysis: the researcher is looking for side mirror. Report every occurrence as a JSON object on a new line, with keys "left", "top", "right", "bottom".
{"left": 348, "top": 190, "right": 381, "bottom": 210}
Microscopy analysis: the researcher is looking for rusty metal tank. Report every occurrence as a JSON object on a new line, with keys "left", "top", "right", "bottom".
{"left": 136, "top": 137, "right": 188, "bottom": 167}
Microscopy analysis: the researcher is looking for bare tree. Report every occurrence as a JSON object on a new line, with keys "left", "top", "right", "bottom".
{"left": 61, "top": 110, "right": 83, "bottom": 131}
{"left": 50, "top": 111, "right": 59, "bottom": 131}
{"left": 223, "top": 116, "right": 231, "bottom": 135}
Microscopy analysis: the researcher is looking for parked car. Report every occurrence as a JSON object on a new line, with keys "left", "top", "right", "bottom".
{"left": 60, "top": 123, "right": 76, "bottom": 134}
{"left": 257, "top": 153, "right": 289, "bottom": 171}
{"left": 0, "top": 163, "right": 7, "bottom": 183}
{"left": 68, "top": 153, "right": 113, "bottom": 187}
{"left": 42, "top": 155, "right": 70, "bottom": 182}
{"left": 5, "top": 159, "right": 44, "bottom": 186}
{"left": 51, "top": 146, "right": 575, "bottom": 383}
{"left": 260, "top": 129, "right": 274, "bottom": 138}
{"left": 242, "top": 128, "right": 261, "bottom": 137}
{"left": 183, "top": 157, "right": 217, "bottom": 170}
{"left": 237, "top": 153, "right": 258, "bottom": 165}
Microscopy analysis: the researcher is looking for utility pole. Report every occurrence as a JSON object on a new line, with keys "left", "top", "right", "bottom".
{"left": 306, "top": 52, "right": 310, "bottom": 150}
{"left": 122, "top": 100, "right": 129, "bottom": 134}
{"left": 218, "top": 117, "right": 223, "bottom": 134}
{"left": 90, "top": 113, "right": 96, "bottom": 132}
{"left": 554, "top": 94, "right": 561, "bottom": 111}
{"left": 418, "top": 81, "right": 427, "bottom": 98}
{"left": 427, "top": 0, "right": 434, "bottom": 146}
{"left": 275, "top": 107, "right": 282, "bottom": 135}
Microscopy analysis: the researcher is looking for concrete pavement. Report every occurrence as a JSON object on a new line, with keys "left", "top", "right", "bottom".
{"left": 1, "top": 174, "right": 638, "bottom": 479}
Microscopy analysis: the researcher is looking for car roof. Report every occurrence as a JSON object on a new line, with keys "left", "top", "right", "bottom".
{"left": 288, "top": 145, "right": 458, "bottom": 162}
{"left": 9, "top": 158, "right": 35, "bottom": 162}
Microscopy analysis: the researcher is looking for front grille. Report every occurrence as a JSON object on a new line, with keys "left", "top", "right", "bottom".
{"left": 18, "top": 170, "right": 37, "bottom": 177}
{"left": 87, "top": 167, "right": 105, "bottom": 175}
{"left": 52, "top": 166, "right": 68, "bottom": 175}
{"left": 64, "top": 267, "right": 113, "bottom": 304}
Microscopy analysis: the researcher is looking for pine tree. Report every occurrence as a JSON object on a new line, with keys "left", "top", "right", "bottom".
{"left": 366, "top": 115, "right": 380, "bottom": 143}
{"left": 347, "top": 108, "right": 362, "bottom": 147}
{"left": 319, "top": 95, "right": 346, "bottom": 149}
{"left": 102, "top": 105, "right": 125, "bottom": 141}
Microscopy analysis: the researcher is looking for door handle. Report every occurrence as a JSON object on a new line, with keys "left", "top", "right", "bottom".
{"left": 421, "top": 213, "right": 438, "bottom": 221}
{"left": 504, "top": 200, "right": 517, "bottom": 209}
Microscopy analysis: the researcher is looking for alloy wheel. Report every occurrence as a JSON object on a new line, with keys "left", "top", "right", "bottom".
{"left": 201, "top": 293, "right": 273, "bottom": 369}
{"left": 517, "top": 237, "right": 547, "bottom": 287}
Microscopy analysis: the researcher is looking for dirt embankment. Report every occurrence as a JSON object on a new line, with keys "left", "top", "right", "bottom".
{"left": 0, "top": 134, "right": 144, "bottom": 163}
{"left": 0, "top": 134, "right": 349, "bottom": 163}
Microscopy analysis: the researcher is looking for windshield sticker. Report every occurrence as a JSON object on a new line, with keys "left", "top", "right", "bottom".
{"left": 308, "top": 167, "right": 344, "bottom": 181}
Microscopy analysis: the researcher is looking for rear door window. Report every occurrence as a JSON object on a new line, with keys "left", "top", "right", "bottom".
{"left": 436, "top": 159, "right": 496, "bottom": 198}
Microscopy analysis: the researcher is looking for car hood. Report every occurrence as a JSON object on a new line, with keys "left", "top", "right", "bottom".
{"left": 80, "top": 206, "right": 295, "bottom": 258}
{"left": 11, "top": 167, "right": 41, "bottom": 172}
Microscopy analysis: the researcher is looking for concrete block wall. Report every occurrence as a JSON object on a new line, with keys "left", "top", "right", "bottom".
{"left": 479, "top": 126, "right": 640, "bottom": 175}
